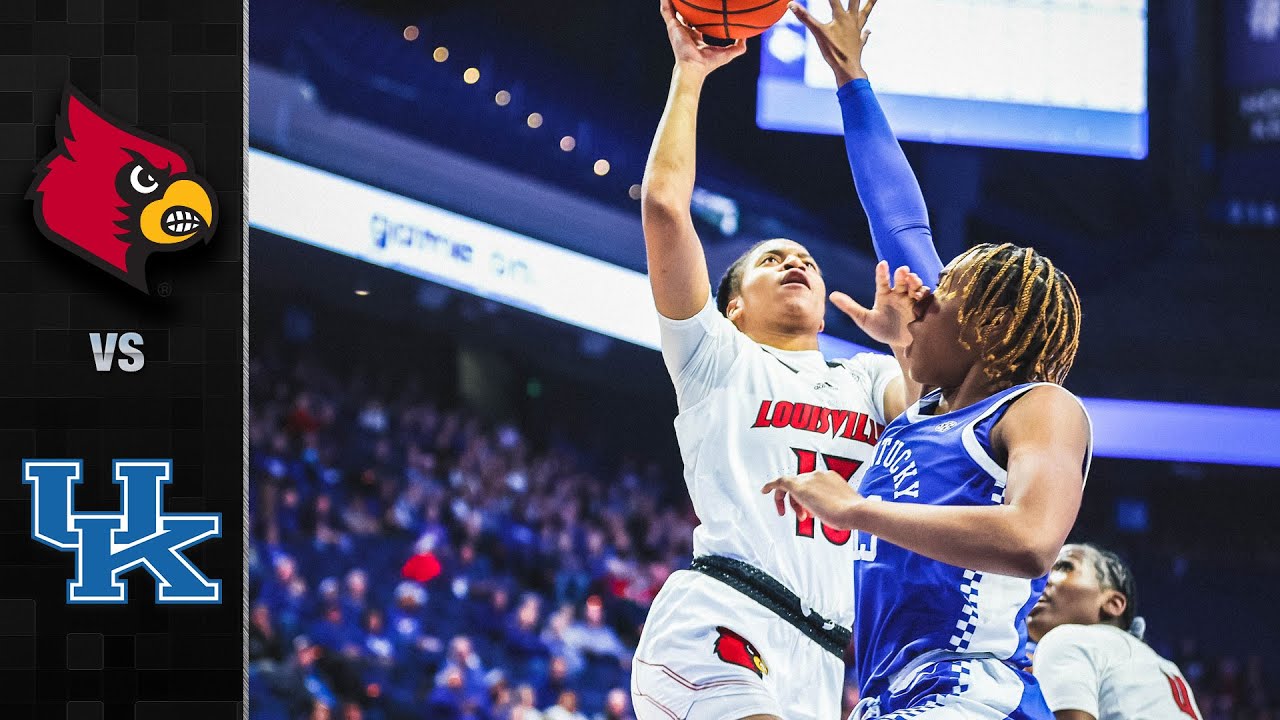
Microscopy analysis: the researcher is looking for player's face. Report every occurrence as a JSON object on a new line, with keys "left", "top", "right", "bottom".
{"left": 1028, "top": 546, "right": 1112, "bottom": 642}
{"left": 729, "top": 239, "right": 826, "bottom": 334}
{"left": 902, "top": 264, "right": 978, "bottom": 388}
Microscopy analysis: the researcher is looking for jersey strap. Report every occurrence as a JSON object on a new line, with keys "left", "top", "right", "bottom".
{"left": 690, "top": 555, "right": 852, "bottom": 657}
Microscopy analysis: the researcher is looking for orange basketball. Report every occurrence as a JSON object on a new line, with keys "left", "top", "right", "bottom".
{"left": 674, "top": 0, "right": 791, "bottom": 44}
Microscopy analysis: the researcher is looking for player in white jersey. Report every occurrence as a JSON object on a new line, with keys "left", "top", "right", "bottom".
{"left": 629, "top": 2, "right": 933, "bottom": 719}
{"left": 1029, "top": 544, "right": 1204, "bottom": 720}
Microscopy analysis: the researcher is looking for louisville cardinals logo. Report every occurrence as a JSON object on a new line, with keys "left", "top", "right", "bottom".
{"left": 713, "top": 626, "right": 768, "bottom": 678}
{"left": 27, "top": 86, "right": 218, "bottom": 293}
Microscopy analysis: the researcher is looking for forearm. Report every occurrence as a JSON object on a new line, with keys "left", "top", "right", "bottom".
{"left": 643, "top": 67, "right": 704, "bottom": 212}
{"left": 848, "top": 498, "right": 1049, "bottom": 577}
{"left": 839, "top": 79, "right": 943, "bottom": 287}
{"left": 642, "top": 66, "right": 713, "bottom": 319}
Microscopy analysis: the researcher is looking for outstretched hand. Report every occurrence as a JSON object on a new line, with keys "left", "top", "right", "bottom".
{"left": 788, "top": 0, "right": 878, "bottom": 87}
{"left": 660, "top": 0, "right": 747, "bottom": 77}
{"left": 830, "top": 260, "right": 929, "bottom": 349}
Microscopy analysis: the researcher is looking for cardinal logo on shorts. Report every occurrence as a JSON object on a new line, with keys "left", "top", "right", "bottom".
{"left": 28, "top": 86, "right": 218, "bottom": 294}
{"left": 713, "top": 626, "right": 768, "bottom": 678}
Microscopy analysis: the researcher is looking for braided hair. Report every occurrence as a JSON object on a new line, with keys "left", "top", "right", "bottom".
{"left": 943, "top": 243, "right": 1082, "bottom": 386}
{"left": 1070, "top": 543, "right": 1142, "bottom": 637}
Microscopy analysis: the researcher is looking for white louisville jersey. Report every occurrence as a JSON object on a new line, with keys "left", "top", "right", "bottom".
{"left": 659, "top": 296, "right": 899, "bottom": 628}
{"left": 1034, "top": 624, "right": 1204, "bottom": 720}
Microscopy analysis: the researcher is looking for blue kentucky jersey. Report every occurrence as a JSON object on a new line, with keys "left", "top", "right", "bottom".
{"left": 852, "top": 382, "right": 1092, "bottom": 699}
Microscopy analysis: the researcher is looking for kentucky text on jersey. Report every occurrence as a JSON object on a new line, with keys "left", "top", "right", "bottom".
{"left": 869, "top": 437, "right": 920, "bottom": 499}
{"left": 750, "top": 400, "right": 885, "bottom": 446}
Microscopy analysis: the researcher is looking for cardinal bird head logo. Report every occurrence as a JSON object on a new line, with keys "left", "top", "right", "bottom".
{"left": 27, "top": 86, "right": 218, "bottom": 294}
{"left": 713, "top": 626, "right": 768, "bottom": 678}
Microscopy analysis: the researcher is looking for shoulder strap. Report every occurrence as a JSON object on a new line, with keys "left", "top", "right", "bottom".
{"left": 961, "top": 383, "right": 1094, "bottom": 489}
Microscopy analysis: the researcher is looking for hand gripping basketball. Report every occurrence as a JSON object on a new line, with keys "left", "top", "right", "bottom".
{"left": 660, "top": 0, "right": 748, "bottom": 73}
{"left": 667, "top": 0, "right": 792, "bottom": 45}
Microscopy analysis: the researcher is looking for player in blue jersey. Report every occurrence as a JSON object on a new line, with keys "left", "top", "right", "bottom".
{"left": 763, "top": 2, "right": 1093, "bottom": 719}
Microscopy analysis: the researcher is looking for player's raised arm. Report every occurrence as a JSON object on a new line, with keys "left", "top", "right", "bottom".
{"left": 643, "top": 0, "right": 746, "bottom": 321}
{"left": 790, "top": 0, "right": 943, "bottom": 288}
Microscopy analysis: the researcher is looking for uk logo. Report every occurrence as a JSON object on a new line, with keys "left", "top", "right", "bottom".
{"left": 23, "top": 459, "right": 222, "bottom": 604}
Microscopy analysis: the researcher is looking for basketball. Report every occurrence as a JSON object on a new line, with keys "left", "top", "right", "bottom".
{"left": 674, "top": 0, "right": 791, "bottom": 44}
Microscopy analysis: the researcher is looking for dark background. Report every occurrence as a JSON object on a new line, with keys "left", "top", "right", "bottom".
{"left": 0, "top": 0, "right": 245, "bottom": 718}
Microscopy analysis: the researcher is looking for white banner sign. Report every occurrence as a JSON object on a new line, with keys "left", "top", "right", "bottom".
{"left": 248, "top": 150, "right": 662, "bottom": 349}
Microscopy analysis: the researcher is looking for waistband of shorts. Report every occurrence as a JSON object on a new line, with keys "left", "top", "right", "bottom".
{"left": 688, "top": 555, "right": 851, "bottom": 658}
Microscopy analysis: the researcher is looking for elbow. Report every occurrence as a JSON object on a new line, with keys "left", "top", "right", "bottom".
{"left": 640, "top": 176, "right": 690, "bottom": 215}
{"left": 641, "top": 187, "right": 686, "bottom": 218}
{"left": 1008, "top": 540, "right": 1059, "bottom": 579}
{"left": 641, "top": 195, "right": 689, "bottom": 235}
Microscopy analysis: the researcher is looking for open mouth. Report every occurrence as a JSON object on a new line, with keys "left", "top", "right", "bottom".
{"left": 163, "top": 207, "right": 207, "bottom": 236}
{"left": 781, "top": 269, "right": 810, "bottom": 288}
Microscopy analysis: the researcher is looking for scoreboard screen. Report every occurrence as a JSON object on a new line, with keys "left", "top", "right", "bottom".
{"left": 757, "top": 0, "right": 1149, "bottom": 158}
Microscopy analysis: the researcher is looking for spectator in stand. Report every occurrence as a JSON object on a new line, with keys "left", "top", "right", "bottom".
{"left": 505, "top": 594, "right": 551, "bottom": 684}
{"left": 539, "top": 605, "right": 573, "bottom": 669}
{"left": 359, "top": 608, "right": 395, "bottom": 693}
{"left": 251, "top": 601, "right": 288, "bottom": 664}
{"left": 386, "top": 581, "right": 443, "bottom": 675}
{"left": 538, "top": 656, "right": 574, "bottom": 710}
{"left": 474, "top": 586, "right": 514, "bottom": 663}
{"left": 428, "top": 665, "right": 481, "bottom": 720}
{"left": 317, "top": 576, "right": 342, "bottom": 614}
{"left": 561, "top": 596, "right": 629, "bottom": 677}
{"left": 261, "top": 554, "right": 299, "bottom": 615}
{"left": 342, "top": 569, "right": 371, "bottom": 620}
{"left": 437, "top": 635, "right": 489, "bottom": 699}
{"left": 311, "top": 603, "right": 363, "bottom": 661}
{"left": 594, "top": 689, "right": 634, "bottom": 720}
{"left": 266, "top": 635, "right": 336, "bottom": 719}
{"left": 511, "top": 684, "right": 544, "bottom": 720}
{"left": 544, "top": 690, "right": 589, "bottom": 720}
{"left": 401, "top": 534, "right": 443, "bottom": 584}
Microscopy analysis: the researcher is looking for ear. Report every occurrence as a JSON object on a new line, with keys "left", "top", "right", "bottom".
{"left": 726, "top": 296, "right": 743, "bottom": 321}
{"left": 1099, "top": 589, "right": 1127, "bottom": 624}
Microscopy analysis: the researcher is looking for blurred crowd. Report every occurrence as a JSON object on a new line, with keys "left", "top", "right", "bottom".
{"left": 249, "top": 349, "right": 1275, "bottom": 720}
{"left": 249, "top": 349, "right": 693, "bottom": 720}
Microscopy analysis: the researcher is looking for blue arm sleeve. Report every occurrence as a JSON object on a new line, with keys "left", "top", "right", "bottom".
{"left": 838, "top": 78, "right": 944, "bottom": 287}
